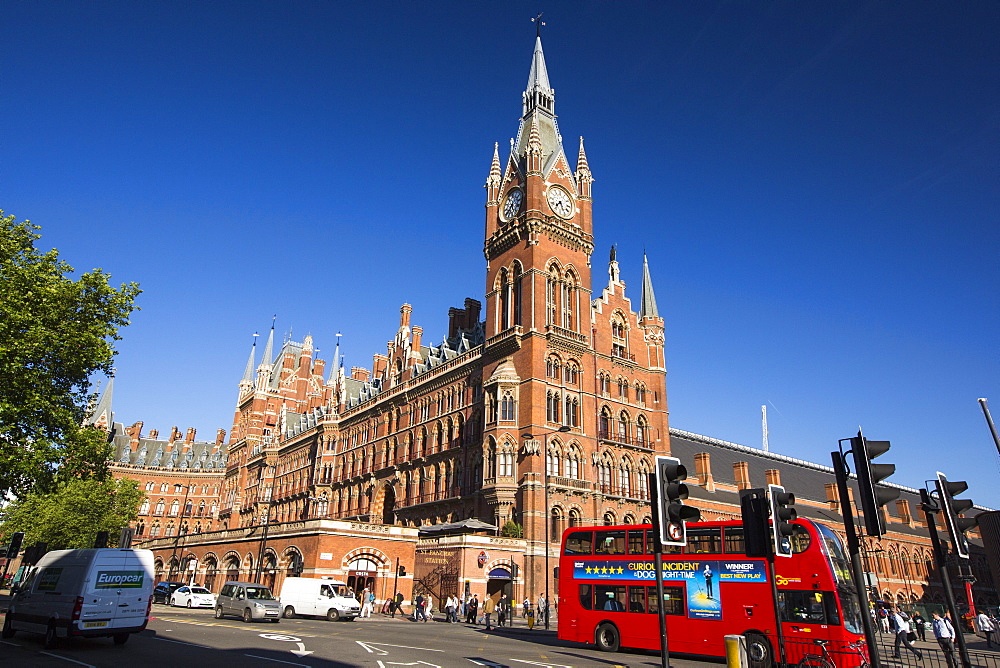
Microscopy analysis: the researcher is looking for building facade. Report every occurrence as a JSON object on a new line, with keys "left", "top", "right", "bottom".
{"left": 100, "top": 35, "right": 995, "bottom": 614}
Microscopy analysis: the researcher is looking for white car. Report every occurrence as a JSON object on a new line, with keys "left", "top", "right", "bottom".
{"left": 170, "top": 585, "right": 216, "bottom": 608}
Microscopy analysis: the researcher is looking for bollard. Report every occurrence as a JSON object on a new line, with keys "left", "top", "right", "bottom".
{"left": 725, "top": 634, "right": 749, "bottom": 668}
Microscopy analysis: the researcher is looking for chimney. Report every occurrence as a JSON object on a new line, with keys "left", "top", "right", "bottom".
{"left": 169, "top": 426, "right": 181, "bottom": 444}
{"left": 694, "top": 452, "right": 715, "bottom": 492}
{"left": 216, "top": 429, "right": 226, "bottom": 448}
{"left": 184, "top": 427, "right": 196, "bottom": 445}
{"left": 412, "top": 326, "right": 423, "bottom": 353}
{"left": 351, "top": 367, "right": 371, "bottom": 382}
{"left": 400, "top": 303, "right": 412, "bottom": 328}
{"left": 448, "top": 307, "right": 462, "bottom": 339}
{"left": 148, "top": 428, "right": 159, "bottom": 440}
{"left": 765, "top": 469, "right": 781, "bottom": 487}
{"left": 464, "top": 298, "right": 482, "bottom": 326}
{"left": 825, "top": 483, "right": 840, "bottom": 512}
{"left": 372, "top": 354, "right": 388, "bottom": 378}
{"left": 733, "top": 462, "right": 751, "bottom": 490}
{"left": 896, "top": 499, "right": 912, "bottom": 525}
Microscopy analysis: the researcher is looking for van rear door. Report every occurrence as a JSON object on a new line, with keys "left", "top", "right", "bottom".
{"left": 88, "top": 550, "right": 152, "bottom": 630}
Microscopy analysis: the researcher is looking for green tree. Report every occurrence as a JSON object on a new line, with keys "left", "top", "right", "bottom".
{"left": 0, "top": 476, "right": 144, "bottom": 550}
{"left": 0, "top": 211, "right": 140, "bottom": 496}
{"left": 500, "top": 520, "right": 524, "bottom": 538}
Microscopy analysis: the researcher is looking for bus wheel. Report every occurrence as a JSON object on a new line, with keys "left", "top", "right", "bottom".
{"left": 745, "top": 632, "right": 773, "bottom": 668}
{"left": 595, "top": 623, "right": 621, "bottom": 652}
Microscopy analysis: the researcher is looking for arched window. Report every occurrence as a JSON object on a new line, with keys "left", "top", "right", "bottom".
{"left": 546, "top": 391, "right": 560, "bottom": 423}
{"left": 139, "top": 499, "right": 150, "bottom": 515}
{"left": 565, "top": 395, "right": 579, "bottom": 427}
{"left": 637, "top": 463, "right": 650, "bottom": 499}
{"left": 145, "top": 481, "right": 155, "bottom": 491}
{"left": 569, "top": 508, "right": 582, "bottom": 528}
{"left": 635, "top": 383, "right": 647, "bottom": 405}
{"left": 498, "top": 267, "right": 511, "bottom": 331}
{"left": 154, "top": 499, "right": 165, "bottom": 516}
{"left": 564, "top": 361, "right": 579, "bottom": 385}
{"left": 603, "top": 511, "right": 616, "bottom": 526}
{"left": 561, "top": 270, "right": 576, "bottom": 330}
{"left": 566, "top": 444, "right": 582, "bottom": 480}
{"left": 636, "top": 416, "right": 648, "bottom": 447}
{"left": 618, "top": 411, "right": 630, "bottom": 443}
{"left": 499, "top": 390, "right": 516, "bottom": 421}
{"left": 546, "top": 266, "right": 559, "bottom": 325}
{"left": 547, "top": 446, "right": 560, "bottom": 477}
{"left": 611, "top": 316, "right": 628, "bottom": 358}
{"left": 550, "top": 508, "right": 564, "bottom": 538}
{"left": 599, "top": 373, "right": 610, "bottom": 396}
{"left": 619, "top": 459, "right": 632, "bottom": 497}
{"left": 599, "top": 407, "right": 612, "bottom": 439}
{"left": 512, "top": 261, "right": 523, "bottom": 326}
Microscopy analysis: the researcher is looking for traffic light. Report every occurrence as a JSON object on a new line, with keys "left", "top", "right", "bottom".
{"left": 398, "top": 565, "right": 406, "bottom": 577}
{"left": 654, "top": 455, "right": 701, "bottom": 546}
{"left": 5, "top": 532, "right": 24, "bottom": 561}
{"left": 850, "top": 431, "right": 900, "bottom": 536}
{"left": 740, "top": 488, "right": 771, "bottom": 558}
{"left": 936, "top": 472, "right": 978, "bottom": 559}
{"left": 769, "top": 484, "right": 797, "bottom": 557}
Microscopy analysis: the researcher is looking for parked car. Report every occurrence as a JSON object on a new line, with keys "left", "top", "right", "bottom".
{"left": 2, "top": 548, "right": 155, "bottom": 647}
{"left": 152, "top": 582, "right": 187, "bottom": 604}
{"left": 170, "top": 585, "right": 216, "bottom": 608}
{"left": 214, "top": 581, "right": 281, "bottom": 623}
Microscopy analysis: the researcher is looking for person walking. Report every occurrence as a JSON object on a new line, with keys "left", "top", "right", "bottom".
{"left": 390, "top": 591, "right": 404, "bottom": 618}
{"left": 977, "top": 609, "right": 995, "bottom": 648}
{"left": 466, "top": 594, "right": 479, "bottom": 624}
{"left": 482, "top": 595, "right": 496, "bottom": 630}
{"left": 523, "top": 597, "right": 530, "bottom": 618}
{"left": 932, "top": 612, "right": 958, "bottom": 668}
{"left": 360, "top": 587, "right": 373, "bottom": 618}
{"left": 445, "top": 594, "right": 457, "bottom": 623}
{"left": 911, "top": 611, "right": 926, "bottom": 642}
{"left": 425, "top": 593, "right": 434, "bottom": 622}
{"left": 537, "top": 593, "right": 548, "bottom": 626}
{"left": 414, "top": 593, "right": 427, "bottom": 622}
{"left": 891, "top": 607, "right": 923, "bottom": 660}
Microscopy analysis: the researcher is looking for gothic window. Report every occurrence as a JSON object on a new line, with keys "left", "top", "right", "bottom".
{"left": 564, "top": 361, "right": 579, "bottom": 385}
{"left": 599, "top": 407, "right": 612, "bottom": 439}
{"left": 150, "top": 523, "right": 161, "bottom": 537}
{"left": 498, "top": 267, "right": 510, "bottom": 331}
{"left": 618, "top": 378, "right": 628, "bottom": 400}
{"left": 635, "top": 383, "right": 646, "bottom": 405}
{"left": 566, "top": 444, "right": 582, "bottom": 479}
{"left": 550, "top": 508, "right": 564, "bottom": 538}
{"left": 160, "top": 483, "right": 169, "bottom": 493}
{"left": 145, "top": 481, "right": 155, "bottom": 491}
{"left": 636, "top": 416, "right": 648, "bottom": 447}
{"left": 611, "top": 316, "right": 628, "bottom": 358}
{"left": 499, "top": 390, "right": 516, "bottom": 421}
{"left": 546, "top": 267, "right": 559, "bottom": 325}
{"left": 561, "top": 278, "right": 573, "bottom": 330}
{"left": 497, "top": 447, "right": 514, "bottom": 477}
{"left": 139, "top": 499, "right": 150, "bottom": 515}
{"left": 618, "top": 411, "right": 630, "bottom": 443}
{"left": 565, "top": 395, "right": 579, "bottom": 427}
{"left": 184, "top": 500, "right": 193, "bottom": 516}
{"left": 569, "top": 508, "right": 582, "bottom": 528}
{"left": 619, "top": 458, "right": 633, "bottom": 497}
{"left": 599, "top": 373, "right": 610, "bottom": 396}
{"left": 603, "top": 512, "right": 616, "bottom": 526}
{"left": 154, "top": 499, "right": 165, "bottom": 515}
{"left": 546, "top": 355, "right": 561, "bottom": 379}
{"left": 512, "top": 261, "right": 523, "bottom": 326}
{"left": 597, "top": 455, "right": 613, "bottom": 492}
{"left": 547, "top": 447, "right": 560, "bottom": 477}
{"left": 546, "top": 391, "right": 560, "bottom": 423}
{"left": 637, "top": 463, "right": 650, "bottom": 499}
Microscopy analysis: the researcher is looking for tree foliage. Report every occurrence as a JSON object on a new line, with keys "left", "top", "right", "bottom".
{"left": 0, "top": 211, "right": 140, "bottom": 496}
{"left": 500, "top": 520, "right": 524, "bottom": 538}
{"left": 0, "top": 476, "right": 144, "bottom": 550}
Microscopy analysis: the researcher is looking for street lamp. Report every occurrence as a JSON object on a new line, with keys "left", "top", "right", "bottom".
{"left": 168, "top": 482, "right": 192, "bottom": 580}
{"left": 254, "top": 466, "right": 276, "bottom": 585}
{"left": 520, "top": 424, "right": 570, "bottom": 630}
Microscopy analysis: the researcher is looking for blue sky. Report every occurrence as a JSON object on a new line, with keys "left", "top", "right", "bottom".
{"left": 5, "top": 2, "right": 998, "bottom": 506}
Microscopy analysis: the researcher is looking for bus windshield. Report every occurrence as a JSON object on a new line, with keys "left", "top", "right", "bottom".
{"left": 815, "top": 521, "right": 864, "bottom": 635}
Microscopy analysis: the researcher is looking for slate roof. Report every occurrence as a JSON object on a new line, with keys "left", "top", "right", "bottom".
{"left": 110, "top": 421, "right": 227, "bottom": 471}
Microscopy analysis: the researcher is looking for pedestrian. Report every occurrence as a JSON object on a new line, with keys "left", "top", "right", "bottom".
{"left": 425, "top": 593, "right": 434, "bottom": 622}
{"left": 977, "top": 609, "right": 995, "bottom": 648}
{"left": 482, "top": 595, "right": 496, "bottom": 630}
{"left": 537, "top": 593, "right": 548, "bottom": 626}
{"left": 497, "top": 593, "right": 508, "bottom": 627}
{"left": 523, "top": 597, "right": 530, "bottom": 618}
{"left": 911, "top": 611, "right": 926, "bottom": 642}
{"left": 466, "top": 594, "right": 479, "bottom": 624}
{"left": 891, "top": 606, "right": 923, "bottom": 660}
{"left": 360, "top": 587, "right": 373, "bottom": 618}
{"left": 414, "top": 593, "right": 426, "bottom": 622}
{"left": 932, "top": 612, "right": 958, "bottom": 668}
{"left": 446, "top": 594, "right": 457, "bottom": 623}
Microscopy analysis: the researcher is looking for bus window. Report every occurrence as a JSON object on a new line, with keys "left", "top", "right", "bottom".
{"left": 647, "top": 585, "right": 685, "bottom": 615}
{"left": 789, "top": 524, "right": 811, "bottom": 553}
{"left": 723, "top": 526, "right": 746, "bottom": 554}
{"left": 628, "top": 585, "right": 646, "bottom": 612}
{"left": 579, "top": 584, "right": 593, "bottom": 610}
{"left": 595, "top": 585, "right": 627, "bottom": 611}
{"left": 627, "top": 530, "right": 644, "bottom": 555}
{"left": 778, "top": 590, "right": 840, "bottom": 625}
{"left": 595, "top": 530, "right": 626, "bottom": 555}
{"left": 685, "top": 526, "right": 722, "bottom": 554}
{"left": 565, "top": 531, "right": 593, "bottom": 555}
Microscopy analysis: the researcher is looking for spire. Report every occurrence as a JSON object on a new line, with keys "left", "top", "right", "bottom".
{"left": 640, "top": 253, "right": 660, "bottom": 319}
{"left": 576, "top": 136, "right": 590, "bottom": 174}
{"left": 514, "top": 34, "right": 564, "bottom": 170}
{"left": 87, "top": 376, "right": 114, "bottom": 429}
{"left": 525, "top": 35, "right": 552, "bottom": 105}
{"left": 486, "top": 142, "right": 501, "bottom": 191}
{"left": 241, "top": 335, "right": 257, "bottom": 385}
{"left": 260, "top": 319, "right": 275, "bottom": 368}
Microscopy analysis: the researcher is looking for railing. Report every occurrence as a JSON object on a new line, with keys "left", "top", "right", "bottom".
{"left": 597, "top": 429, "right": 651, "bottom": 449}
{"left": 548, "top": 475, "right": 591, "bottom": 491}
{"left": 546, "top": 324, "right": 588, "bottom": 344}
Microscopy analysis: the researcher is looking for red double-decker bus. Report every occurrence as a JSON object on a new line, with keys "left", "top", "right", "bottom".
{"left": 557, "top": 519, "right": 867, "bottom": 667}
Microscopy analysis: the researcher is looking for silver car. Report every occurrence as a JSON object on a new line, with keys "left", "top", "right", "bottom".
{"left": 214, "top": 581, "right": 281, "bottom": 623}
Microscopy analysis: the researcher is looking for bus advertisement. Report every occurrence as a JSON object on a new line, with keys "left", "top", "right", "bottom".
{"left": 558, "top": 519, "right": 867, "bottom": 667}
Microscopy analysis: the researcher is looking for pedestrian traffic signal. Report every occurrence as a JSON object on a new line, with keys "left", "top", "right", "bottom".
{"left": 769, "top": 484, "right": 797, "bottom": 557}
{"left": 740, "top": 488, "right": 771, "bottom": 558}
{"left": 654, "top": 455, "right": 701, "bottom": 546}
{"left": 850, "top": 431, "right": 900, "bottom": 536}
{"left": 5, "top": 532, "right": 24, "bottom": 561}
{"left": 936, "top": 472, "right": 978, "bottom": 560}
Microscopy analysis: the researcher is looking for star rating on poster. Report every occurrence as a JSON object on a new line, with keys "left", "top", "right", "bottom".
{"left": 583, "top": 564, "right": 626, "bottom": 575}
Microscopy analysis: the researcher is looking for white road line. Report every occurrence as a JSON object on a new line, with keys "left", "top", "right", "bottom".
{"left": 39, "top": 652, "right": 96, "bottom": 668}
{"left": 243, "top": 653, "right": 310, "bottom": 667}
{"left": 0, "top": 640, "right": 21, "bottom": 647}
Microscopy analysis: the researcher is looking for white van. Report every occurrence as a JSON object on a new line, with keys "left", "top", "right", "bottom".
{"left": 278, "top": 577, "right": 361, "bottom": 621}
{"left": 2, "top": 548, "right": 154, "bottom": 647}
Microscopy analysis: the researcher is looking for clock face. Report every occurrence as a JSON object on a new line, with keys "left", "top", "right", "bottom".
{"left": 502, "top": 189, "right": 523, "bottom": 221}
{"left": 546, "top": 186, "right": 574, "bottom": 218}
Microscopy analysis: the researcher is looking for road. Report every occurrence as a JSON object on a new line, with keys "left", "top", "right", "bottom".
{"left": 0, "top": 603, "right": 714, "bottom": 668}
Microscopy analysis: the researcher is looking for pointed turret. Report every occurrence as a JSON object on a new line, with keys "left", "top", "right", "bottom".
{"left": 513, "top": 34, "right": 565, "bottom": 174}
{"left": 256, "top": 321, "right": 276, "bottom": 390}
{"left": 240, "top": 336, "right": 257, "bottom": 388}
{"left": 639, "top": 253, "right": 660, "bottom": 319}
{"left": 87, "top": 377, "right": 114, "bottom": 430}
{"left": 260, "top": 323, "right": 275, "bottom": 367}
{"left": 576, "top": 136, "right": 590, "bottom": 174}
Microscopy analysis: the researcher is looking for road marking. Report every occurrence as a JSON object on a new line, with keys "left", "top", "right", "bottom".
{"left": 244, "top": 654, "right": 310, "bottom": 667}
{"left": 357, "top": 640, "right": 445, "bottom": 654}
{"left": 291, "top": 641, "right": 313, "bottom": 657}
{"left": 0, "top": 640, "right": 21, "bottom": 647}
{"left": 466, "top": 660, "right": 506, "bottom": 667}
{"left": 377, "top": 662, "right": 441, "bottom": 668}
{"left": 511, "top": 661, "right": 573, "bottom": 668}
{"left": 154, "top": 617, "right": 316, "bottom": 636}
{"left": 259, "top": 633, "right": 302, "bottom": 642}
{"left": 39, "top": 652, "right": 96, "bottom": 668}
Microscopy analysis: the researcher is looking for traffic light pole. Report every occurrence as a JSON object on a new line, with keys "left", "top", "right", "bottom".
{"left": 766, "top": 552, "right": 787, "bottom": 668}
{"left": 832, "top": 450, "right": 882, "bottom": 668}
{"left": 920, "top": 489, "right": 972, "bottom": 668}
{"left": 649, "top": 473, "right": 670, "bottom": 668}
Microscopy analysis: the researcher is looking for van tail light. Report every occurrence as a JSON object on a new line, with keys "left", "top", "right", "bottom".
{"left": 141, "top": 595, "right": 153, "bottom": 628}
{"left": 71, "top": 596, "right": 85, "bottom": 621}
